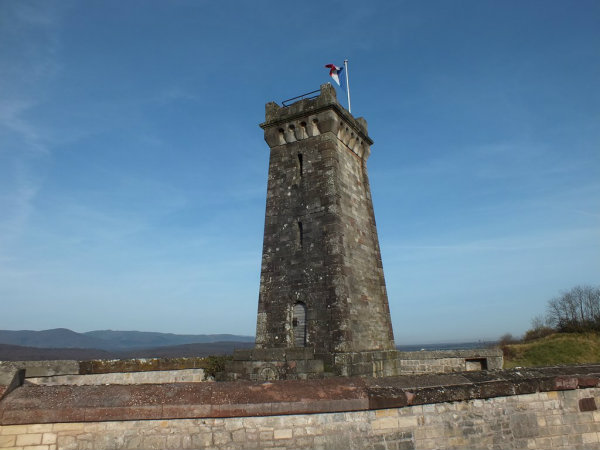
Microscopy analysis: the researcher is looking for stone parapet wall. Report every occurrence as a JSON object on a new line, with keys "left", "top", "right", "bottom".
{"left": 0, "top": 357, "right": 210, "bottom": 379}
{"left": 2, "top": 388, "right": 600, "bottom": 449}
{"left": 396, "top": 348, "right": 504, "bottom": 374}
{"left": 26, "top": 369, "right": 206, "bottom": 386}
{"left": 3, "top": 365, "right": 600, "bottom": 449}
{"left": 0, "top": 361, "right": 80, "bottom": 378}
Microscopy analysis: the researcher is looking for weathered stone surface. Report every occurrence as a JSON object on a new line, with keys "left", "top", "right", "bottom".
{"left": 255, "top": 83, "right": 394, "bottom": 357}
{"left": 3, "top": 385, "right": 600, "bottom": 450}
{"left": 0, "top": 361, "right": 79, "bottom": 378}
{"left": 27, "top": 368, "right": 206, "bottom": 386}
{"left": 229, "top": 85, "right": 505, "bottom": 381}
{"left": 3, "top": 365, "right": 600, "bottom": 428}
{"left": 0, "top": 369, "right": 24, "bottom": 401}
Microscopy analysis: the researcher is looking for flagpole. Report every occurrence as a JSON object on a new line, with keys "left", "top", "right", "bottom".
{"left": 344, "top": 59, "right": 351, "bottom": 114}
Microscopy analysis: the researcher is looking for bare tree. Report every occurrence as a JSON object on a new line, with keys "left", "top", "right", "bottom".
{"left": 546, "top": 285, "right": 600, "bottom": 332}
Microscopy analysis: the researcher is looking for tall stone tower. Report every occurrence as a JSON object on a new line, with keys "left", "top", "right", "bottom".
{"left": 227, "top": 84, "right": 502, "bottom": 380}
{"left": 255, "top": 84, "right": 395, "bottom": 356}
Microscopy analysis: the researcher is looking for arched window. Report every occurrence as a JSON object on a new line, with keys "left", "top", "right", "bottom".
{"left": 292, "top": 302, "right": 307, "bottom": 347}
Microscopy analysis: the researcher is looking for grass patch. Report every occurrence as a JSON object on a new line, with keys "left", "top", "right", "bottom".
{"left": 504, "top": 332, "right": 600, "bottom": 368}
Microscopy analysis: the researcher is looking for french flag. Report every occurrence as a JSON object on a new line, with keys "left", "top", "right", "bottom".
{"left": 325, "top": 64, "right": 345, "bottom": 90}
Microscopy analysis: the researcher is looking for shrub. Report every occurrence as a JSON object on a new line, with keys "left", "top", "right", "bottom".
{"left": 498, "top": 333, "right": 519, "bottom": 359}
{"left": 202, "top": 355, "right": 232, "bottom": 380}
{"left": 523, "top": 326, "right": 555, "bottom": 342}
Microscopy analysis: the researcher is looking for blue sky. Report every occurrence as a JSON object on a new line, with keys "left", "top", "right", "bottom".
{"left": 1, "top": 1, "right": 598, "bottom": 344}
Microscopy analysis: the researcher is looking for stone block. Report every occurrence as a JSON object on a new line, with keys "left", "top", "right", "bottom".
{"left": 141, "top": 435, "right": 166, "bottom": 449}
{"left": 582, "top": 432, "right": 599, "bottom": 444}
{"left": 273, "top": 429, "right": 293, "bottom": 439}
{"left": 0, "top": 435, "right": 16, "bottom": 448}
{"left": 231, "top": 429, "right": 246, "bottom": 442}
{"left": 259, "top": 430, "right": 273, "bottom": 441}
{"left": 398, "top": 416, "right": 419, "bottom": 428}
{"left": 285, "top": 348, "right": 314, "bottom": 360}
{"left": 42, "top": 433, "right": 57, "bottom": 444}
{"left": 1, "top": 425, "right": 30, "bottom": 435}
{"left": 16, "top": 433, "right": 43, "bottom": 446}
{"left": 191, "top": 433, "right": 212, "bottom": 448}
{"left": 375, "top": 408, "right": 398, "bottom": 418}
{"left": 165, "top": 435, "right": 181, "bottom": 448}
{"left": 212, "top": 431, "right": 232, "bottom": 446}
{"left": 51, "top": 423, "right": 85, "bottom": 432}
{"left": 26, "top": 424, "right": 53, "bottom": 433}
{"left": 371, "top": 417, "right": 398, "bottom": 430}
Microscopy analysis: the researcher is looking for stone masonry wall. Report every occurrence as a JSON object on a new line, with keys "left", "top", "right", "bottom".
{"left": 26, "top": 369, "right": 206, "bottom": 386}
{"left": 255, "top": 83, "right": 395, "bottom": 355}
{"left": 2, "top": 387, "right": 600, "bottom": 450}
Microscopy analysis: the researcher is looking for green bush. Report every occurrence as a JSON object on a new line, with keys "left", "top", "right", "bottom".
{"left": 202, "top": 355, "right": 232, "bottom": 380}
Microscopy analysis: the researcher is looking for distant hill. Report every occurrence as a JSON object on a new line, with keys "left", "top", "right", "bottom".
{"left": 0, "top": 328, "right": 254, "bottom": 351}
{"left": 0, "top": 341, "right": 255, "bottom": 361}
{"left": 83, "top": 330, "right": 254, "bottom": 349}
{"left": 0, "top": 343, "right": 115, "bottom": 361}
{"left": 0, "top": 328, "right": 107, "bottom": 349}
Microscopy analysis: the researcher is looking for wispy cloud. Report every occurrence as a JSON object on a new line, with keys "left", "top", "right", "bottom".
{"left": 0, "top": 1, "right": 72, "bottom": 245}
{"left": 0, "top": 100, "right": 48, "bottom": 155}
{"left": 386, "top": 226, "right": 599, "bottom": 256}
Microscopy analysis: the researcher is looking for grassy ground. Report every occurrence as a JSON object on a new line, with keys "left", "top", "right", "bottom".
{"left": 503, "top": 332, "right": 600, "bottom": 368}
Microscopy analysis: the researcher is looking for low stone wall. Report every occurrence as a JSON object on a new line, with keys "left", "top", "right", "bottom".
{"left": 229, "top": 348, "right": 503, "bottom": 380}
{"left": 1, "top": 387, "right": 600, "bottom": 449}
{"left": 0, "top": 361, "right": 79, "bottom": 378}
{"left": 2, "top": 365, "right": 600, "bottom": 449}
{"left": 0, "top": 357, "right": 210, "bottom": 379}
{"left": 335, "top": 348, "right": 503, "bottom": 377}
{"left": 26, "top": 369, "right": 206, "bottom": 386}
{"left": 396, "top": 349, "right": 504, "bottom": 374}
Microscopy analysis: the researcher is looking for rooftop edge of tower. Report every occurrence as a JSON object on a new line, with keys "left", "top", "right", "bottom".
{"left": 260, "top": 83, "right": 373, "bottom": 147}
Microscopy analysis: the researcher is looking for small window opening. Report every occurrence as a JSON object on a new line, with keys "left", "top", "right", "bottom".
{"left": 297, "top": 221, "right": 303, "bottom": 249}
{"left": 465, "top": 358, "right": 487, "bottom": 371}
{"left": 299, "top": 121, "right": 308, "bottom": 139}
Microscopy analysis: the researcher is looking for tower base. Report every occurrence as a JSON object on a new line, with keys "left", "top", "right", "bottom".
{"left": 224, "top": 347, "right": 503, "bottom": 381}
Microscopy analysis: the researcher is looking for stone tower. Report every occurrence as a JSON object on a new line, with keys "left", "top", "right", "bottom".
{"left": 255, "top": 84, "right": 395, "bottom": 356}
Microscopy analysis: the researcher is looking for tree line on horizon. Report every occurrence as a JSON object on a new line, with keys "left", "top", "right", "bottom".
{"left": 501, "top": 285, "right": 600, "bottom": 345}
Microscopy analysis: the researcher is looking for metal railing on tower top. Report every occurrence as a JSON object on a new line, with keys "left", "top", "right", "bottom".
{"left": 281, "top": 89, "right": 320, "bottom": 107}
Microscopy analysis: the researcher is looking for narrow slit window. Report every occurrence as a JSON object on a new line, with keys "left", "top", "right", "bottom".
{"left": 297, "top": 153, "right": 303, "bottom": 178}
{"left": 297, "top": 221, "right": 303, "bottom": 249}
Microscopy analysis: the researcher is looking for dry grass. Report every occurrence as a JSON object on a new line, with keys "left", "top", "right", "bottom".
{"left": 504, "top": 332, "right": 600, "bottom": 368}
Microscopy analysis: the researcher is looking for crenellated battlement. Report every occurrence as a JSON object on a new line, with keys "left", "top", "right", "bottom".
{"left": 260, "top": 84, "right": 372, "bottom": 160}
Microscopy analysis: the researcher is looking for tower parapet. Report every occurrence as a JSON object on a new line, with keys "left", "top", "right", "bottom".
{"left": 261, "top": 84, "right": 372, "bottom": 161}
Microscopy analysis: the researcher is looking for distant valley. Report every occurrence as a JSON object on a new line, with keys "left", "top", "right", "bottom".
{"left": 0, "top": 328, "right": 495, "bottom": 361}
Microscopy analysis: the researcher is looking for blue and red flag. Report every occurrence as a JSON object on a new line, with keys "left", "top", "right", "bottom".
{"left": 325, "top": 64, "right": 346, "bottom": 91}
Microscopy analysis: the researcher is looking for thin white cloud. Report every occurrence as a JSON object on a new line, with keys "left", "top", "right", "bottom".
{"left": 0, "top": 100, "right": 48, "bottom": 155}
{"left": 0, "top": 1, "right": 68, "bottom": 251}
